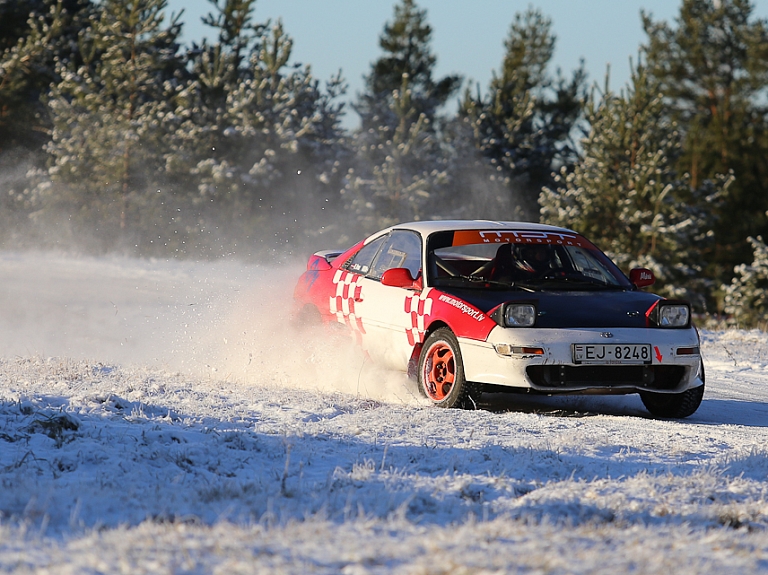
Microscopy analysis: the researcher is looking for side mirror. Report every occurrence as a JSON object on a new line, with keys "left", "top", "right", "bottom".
{"left": 381, "top": 268, "right": 420, "bottom": 289}
{"left": 629, "top": 268, "right": 655, "bottom": 288}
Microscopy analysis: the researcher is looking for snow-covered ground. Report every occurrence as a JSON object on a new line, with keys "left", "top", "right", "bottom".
{"left": 2, "top": 252, "right": 768, "bottom": 573}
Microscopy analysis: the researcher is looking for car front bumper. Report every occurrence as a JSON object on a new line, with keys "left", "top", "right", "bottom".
{"left": 459, "top": 326, "right": 703, "bottom": 394}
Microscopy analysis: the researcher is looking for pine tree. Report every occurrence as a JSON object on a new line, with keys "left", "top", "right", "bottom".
{"left": 540, "top": 63, "right": 727, "bottom": 308}
{"left": 166, "top": 0, "right": 348, "bottom": 248}
{"left": 0, "top": 0, "right": 93, "bottom": 152}
{"left": 354, "top": 0, "right": 460, "bottom": 140}
{"left": 43, "top": 0, "right": 186, "bottom": 230}
{"left": 0, "top": 0, "right": 52, "bottom": 152}
{"left": 0, "top": 0, "right": 96, "bottom": 243}
{"left": 458, "top": 8, "right": 586, "bottom": 218}
{"left": 163, "top": 0, "right": 261, "bottom": 201}
{"left": 344, "top": 0, "right": 460, "bottom": 233}
{"left": 642, "top": 0, "right": 768, "bottom": 279}
{"left": 344, "top": 73, "right": 450, "bottom": 230}
{"left": 723, "top": 235, "right": 768, "bottom": 327}
{"left": 0, "top": 0, "right": 44, "bottom": 49}
{"left": 225, "top": 19, "right": 347, "bottom": 215}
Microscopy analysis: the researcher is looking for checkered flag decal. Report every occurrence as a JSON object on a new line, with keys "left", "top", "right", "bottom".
{"left": 404, "top": 288, "right": 432, "bottom": 345}
{"left": 330, "top": 270, "right": 366, "bottom": 342}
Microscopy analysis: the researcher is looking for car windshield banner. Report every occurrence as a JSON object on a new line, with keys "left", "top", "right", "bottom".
{"left": 452, "top": 230, "right": 596, "bottom": 249}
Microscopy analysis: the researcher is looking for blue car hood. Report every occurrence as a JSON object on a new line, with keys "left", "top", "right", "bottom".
{"left": 440, "top": 288, "right": 663, "bottom": 328}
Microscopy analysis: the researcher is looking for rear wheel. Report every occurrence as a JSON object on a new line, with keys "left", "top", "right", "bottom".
{"left": 292, "top": 304, "right": 321, "bottom": 329}
{"left": 418, "top": 328, "right": 479, "bottom": 409}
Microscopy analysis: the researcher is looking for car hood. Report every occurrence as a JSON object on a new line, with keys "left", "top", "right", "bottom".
{"left": 439, "top": 288, "right": 663, "bottom": 328}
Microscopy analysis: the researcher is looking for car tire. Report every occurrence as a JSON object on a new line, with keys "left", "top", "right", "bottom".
{"left": 418, "top": 328, "right": 479, "bottom": 409}
{"left": 640, "top": 383, "right": 704, "bottom": 418}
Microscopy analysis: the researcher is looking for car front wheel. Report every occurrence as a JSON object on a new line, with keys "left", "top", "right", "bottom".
{"left": 418, "top": 328, "right": 479, "bottom": 409}
{"left": 640, "top": 383, "right": 704, "bottom": 418}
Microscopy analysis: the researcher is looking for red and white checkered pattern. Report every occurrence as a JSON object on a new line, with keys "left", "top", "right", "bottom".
{"left": 404, "top": 287, "right": 433, "bottom": 346}
{"left": 330, "top": 270, "right": 366, "bottom": 341}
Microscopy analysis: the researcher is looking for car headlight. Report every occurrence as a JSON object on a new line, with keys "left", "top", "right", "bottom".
{"left": 647, "top": 301, "right": 691, "bottom": 328}
{"left": 659, "top": 304, "right": 690, "bottom": 327}
{"left": 504, "top": 303, "right": 536, "bottom": 327}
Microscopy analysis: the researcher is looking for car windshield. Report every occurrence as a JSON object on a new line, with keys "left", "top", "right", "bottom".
{"left": 427, "top": 230, "right": 632, "bottom": 291}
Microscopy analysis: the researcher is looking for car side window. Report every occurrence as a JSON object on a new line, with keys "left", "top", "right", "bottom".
{"left": 367, "top": 230, "right": 422, "bottom": 281}
{"left": 342, "top": 236, "right": 386, "bottom": 275}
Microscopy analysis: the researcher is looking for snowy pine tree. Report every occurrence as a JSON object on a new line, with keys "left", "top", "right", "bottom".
{"left": 0, "top": 0, "right": 98, "bottom": 245}
{"left": 166, "top": 0, "right": 348, "bottom": 247}
{"left": 225, "top": 20, "right": 347, "bottom": 213}
{"left": 540, "top": 63, "right": 727, "bottom": 308}
{"left": 457, "top": 8, "right": 585, "bottom": 219}
{"left": 643, "top": 0, "right": 768, "bottom": 279}
{"left": 0, "top": 0, "right": 93, "bottom": 152}
{"left": 345, "top": 73, "right": 450, "bottom": 231}
{"left": 723, "top": 235, "right": 768, "bottom": 327}
{"left": 344, "top": 0, "right": 460, "bottom": 233}
{"left": 354, "top": 0, "right": 460, "bottom": 141}
{"left": 163, "top": 0, "right": 260, "bottom": 200}
{"left": 43, "top": 0, "right": 185, "bottom": 231}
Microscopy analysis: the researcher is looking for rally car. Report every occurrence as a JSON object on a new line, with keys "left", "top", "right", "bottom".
{"left": 293, "top": 220, "right": 704, "bottom": 418}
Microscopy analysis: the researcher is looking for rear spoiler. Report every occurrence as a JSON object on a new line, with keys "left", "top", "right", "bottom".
{"left": 315, "top": 250, "right": 343, "bottom": 263}
{"left": 306, "top": 250, "right": 343, "bottom": 271}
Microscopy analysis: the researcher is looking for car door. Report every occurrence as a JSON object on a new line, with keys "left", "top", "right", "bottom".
{"left": 330, "top": 235, "right": 387, "bottom": 345}
{"left": 357, "top": 230, "right": 424, "bottom": 370}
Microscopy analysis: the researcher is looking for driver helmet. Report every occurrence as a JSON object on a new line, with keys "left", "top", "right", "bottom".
{"left": 517, "top": 244, "right": 552, "bottom": 274}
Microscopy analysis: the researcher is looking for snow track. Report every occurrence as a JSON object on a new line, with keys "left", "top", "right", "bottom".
{"left": 2, "top": 252, "right": 768, "bottom": 573}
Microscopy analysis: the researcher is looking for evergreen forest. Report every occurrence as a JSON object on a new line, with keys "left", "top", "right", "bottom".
{"left": 2, "top": 0, "right": 768, "bottom": 324}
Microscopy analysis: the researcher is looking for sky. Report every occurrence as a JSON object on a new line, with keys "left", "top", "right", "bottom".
{"left": 164, "top": 0, "right": 768, "bottom": 126}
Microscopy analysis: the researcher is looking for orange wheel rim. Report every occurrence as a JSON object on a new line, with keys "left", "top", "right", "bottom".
{"left": 423, "top": 342, "right": 456, "bottom": 401}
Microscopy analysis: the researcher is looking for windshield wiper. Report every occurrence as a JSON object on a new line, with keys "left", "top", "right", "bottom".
{"left": 530, "top": 273, "right": 624, "bottom": 290}
{"left": 453, "top": 274, "right": 538, "bottom": 292}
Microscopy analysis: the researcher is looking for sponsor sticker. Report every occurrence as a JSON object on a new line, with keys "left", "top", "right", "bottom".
{"left": 453, "top": 230, "right": 593, "bottom": 248}
{"left": 438, "top": 294, "right": 485, "bottom": 322}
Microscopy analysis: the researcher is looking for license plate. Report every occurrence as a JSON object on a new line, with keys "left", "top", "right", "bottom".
{"left": 572, "top": 344, "right": 652, "bottom": 365}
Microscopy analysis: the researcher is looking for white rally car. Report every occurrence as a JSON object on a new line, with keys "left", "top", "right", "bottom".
{"left": 293, "top": 220, "right": 704, "bottom": 417}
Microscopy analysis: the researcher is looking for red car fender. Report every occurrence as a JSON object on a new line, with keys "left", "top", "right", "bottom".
{"left": 404, "top": 288, "right": 497, "bottom": 378}
{"left": 420, "top": 289, "right": 497, "bottom": 341}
